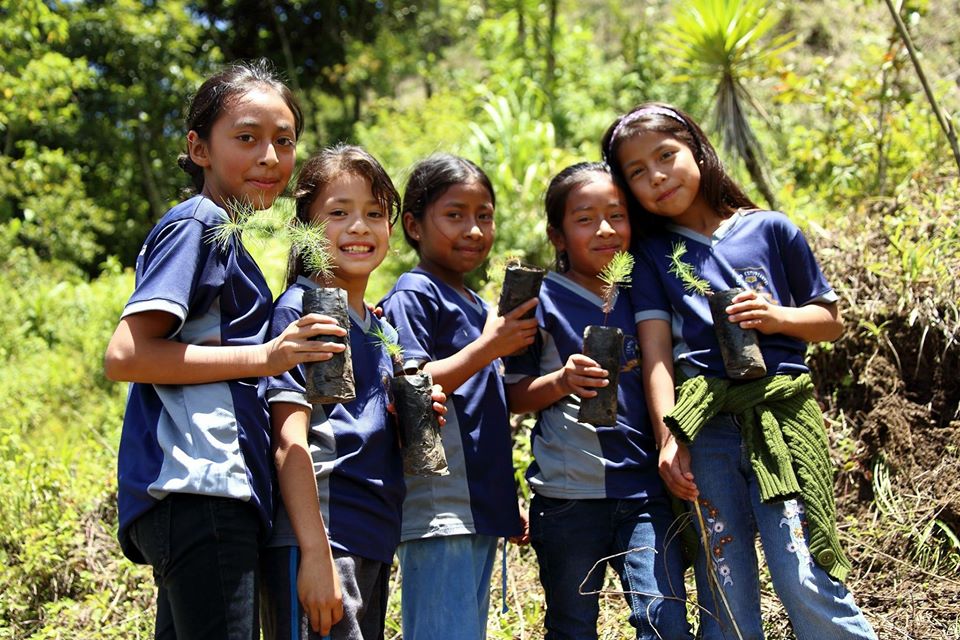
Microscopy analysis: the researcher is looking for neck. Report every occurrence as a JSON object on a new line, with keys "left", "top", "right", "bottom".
{"left": 417, "top": 259, "right": 468, "bottom": 295}
{"left": 562, "top": 269, "right": 606, "bottom": 299}
{"left": 312, "top": 273, "right": 369, "bottom": 318}
{"left": 674, "top": 194, "right": 725, "bottom": 236}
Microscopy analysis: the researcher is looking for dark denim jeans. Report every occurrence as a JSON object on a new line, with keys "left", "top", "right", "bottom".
{"left": 529, "top": 495, "right": 692, "bottom": 640}
{"left": 128, "top": 493, "right": 261, "bottom": 640}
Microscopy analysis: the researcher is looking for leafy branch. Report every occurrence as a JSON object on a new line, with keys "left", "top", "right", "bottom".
{"left": 667, "top": 241, "right": 712, "bottom": 296}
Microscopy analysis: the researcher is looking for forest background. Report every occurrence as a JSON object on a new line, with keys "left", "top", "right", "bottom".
{"left": 2, "top": 0, "right": 960, "bottom": 637}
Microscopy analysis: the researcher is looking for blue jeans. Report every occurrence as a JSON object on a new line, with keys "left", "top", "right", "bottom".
{"left": 529, "top": 495, "right": 692, "bottom": 640}
{"left": 688, "top": 414, "right": 876, "bottom": 640}
{"left": 128, "top": 493, "right": 261, "bottom": 640}
{"left": 397, "top": 534, "right": 497, "bottom": 640}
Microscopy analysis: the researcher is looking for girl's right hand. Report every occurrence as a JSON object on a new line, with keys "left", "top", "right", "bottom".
{"left": 480, "top": 297, "right": 539, "bottom": 359}
{"left": 658, "top": 436, "right": 698, "bottom": 501}
{"left": 263, "top": 313, "right": 347, "bottom": 376}
{"left": 559, "top": 354, "right": 609, "bottom": 398}
{"left": 297, "top": 547, "right": 344, "bottom": 635}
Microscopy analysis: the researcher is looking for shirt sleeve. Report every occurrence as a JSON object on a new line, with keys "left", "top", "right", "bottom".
{"left": 779, "top": 220, "right": 838, "bottom": 306}
{"left": 381, "top": 289, "right": 439, "bottom": 364}
{"left": 122, "top": 217, "right": 214, "bottom": 335}
{"left": 629, "top": 247, "right": 672, "bottom": 325}
{"left": 266, "top": 302, "right": 309, "bottom": 403}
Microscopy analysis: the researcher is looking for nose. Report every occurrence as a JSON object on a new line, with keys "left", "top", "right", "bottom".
{"left": 650, "top": 169, "right": 666, "bottom": 187}
{"left": 260, "top": 143, "right": 279, "bottom": 167}
{"left": 347, "top": 213, "right": 370, "bottom": 234}
{"left": 597, "top": 218, "right": 616, "bottom": 237}
{"left": 463, "top": 217, "right": 483, "bottom": 239}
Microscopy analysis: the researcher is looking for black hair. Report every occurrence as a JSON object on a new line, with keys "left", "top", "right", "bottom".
{"left": 544, "top": 162, "right": 616, "bottom": 271}
{"left": 400, "top": 154, "right": 495, "bottom": 253}
{"left": 285, "top": 143, "right": 400, "bottom": 286}
{"left": 177, "top": 59, "right": 304, "bottom": 194}
{"left": 600, "top": 102, "right": 757, "bottom": 233}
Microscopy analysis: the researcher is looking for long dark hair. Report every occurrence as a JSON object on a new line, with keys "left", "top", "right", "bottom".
{"left": 400, "top": 154, "right": 495, "bottom": 253}
{"left": 601, "top": 102, "right": 756, "bottom": 234}
{"left": 544, "top": 162, "right": 618, "bottom": 271}
{"left": 285, "top": 144, "right": 400, "bottom": 286}
{"left": 178, "top": 59, "right": 304, "bottom": 194}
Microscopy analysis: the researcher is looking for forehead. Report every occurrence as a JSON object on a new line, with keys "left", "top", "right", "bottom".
{"left": 311, "top": 173, "right": 374, "bottom": 208}
{"left": 219, "top": 87, "right": 296, "bottom": 126}
{"left": 617, "top": 130, "right": 683, "bottom": 162}
{"left": 433, "top": 180, "right": 493, "bottom": 207}
{"left": 566, "top": 174, "right": 624, "bottom": 207}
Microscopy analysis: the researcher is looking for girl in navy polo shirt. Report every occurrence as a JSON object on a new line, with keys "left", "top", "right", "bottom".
{"left": 379, "top": 154, "right": 537, "bottom": 640}
{"left": 104, "top": 61, "right": 345, "bottom": 639}
{"left": 602, "top": 103, "right": 876, "bottom": 639}
{"left": 259, "top": 145, "right": 446, "bottom": 640}
{"left": 504, "top": 162, "right": 692, "bottom": 640}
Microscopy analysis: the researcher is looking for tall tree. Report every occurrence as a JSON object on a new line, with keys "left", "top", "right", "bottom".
{"left": 667, "top": 0, "right": 795, "bottom": 208}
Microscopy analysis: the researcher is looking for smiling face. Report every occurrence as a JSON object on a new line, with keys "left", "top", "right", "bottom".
{"left": 188, "top": 87, "right": 297, "bottom": 209}
{"left": 549, "top": 173, "right": 631, "bottom": 295}
{"left": 308, "top": 172, "right": 390, "bottom": 292}
{"left": 616, "top": 130, "right": 710, "bottom": 226}
{"left": 404, "top": 180, "right": 495, "bottom": 288}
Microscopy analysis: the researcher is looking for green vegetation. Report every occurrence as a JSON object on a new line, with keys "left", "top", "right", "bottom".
{"left": 667, "top": 241, "right": 713, "bottom": 296}
{"left": 597, "top": 250, "right": 633, "bottom": 316}
{"left": 3, "top": 0, "right": 960, "bottom": 637}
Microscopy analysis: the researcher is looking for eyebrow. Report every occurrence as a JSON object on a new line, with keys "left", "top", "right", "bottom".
{"left": 330, "top": 196, "right": 380, "bottom": 206}
{"left": 232, "top": 118, "right": 295, "bottom": 133}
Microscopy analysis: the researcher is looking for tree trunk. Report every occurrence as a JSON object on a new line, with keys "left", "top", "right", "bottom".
{"left": 135, "top": 126, "right": 165, "bottom": 220}
{"left": 545, "top": 0, "right": 557, "bottom": 105}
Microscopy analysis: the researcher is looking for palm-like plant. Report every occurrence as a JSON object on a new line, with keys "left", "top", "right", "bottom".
{"left": 667, "top": 0, "right": 796, "bottom": 209}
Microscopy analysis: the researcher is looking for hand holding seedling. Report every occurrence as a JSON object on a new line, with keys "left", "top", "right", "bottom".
{"left": 264, "top": 313, "right": 347, "bottom": 375}
{"left": 297, "top": 545, "right": 344, "bottom": 635}
{"left": 480, "top": 297, "right": 540, "bottom": 358}
{"left": 559, "top": 354, "right": 609, "bottom": 399}
{"left": 430, "top": 384, "right": 448, "bottom": 427}
{"left": 658, "top": 435, "right": 698, "bottom": 501}
{"left": 724, "top": 289, "right": 785, "bottom": 334}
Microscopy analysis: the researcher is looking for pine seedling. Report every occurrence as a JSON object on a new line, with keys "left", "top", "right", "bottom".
{"left": 287, "top": 217, "right": 333, "bottom": 282}
{"left": 667, "top": 240, "right": 712, "bottom": 296}
{"left": 371, "top": 325, "right": 404, "bottom": 366}
{"left": 598, "top": 251, "right": 634, "bottom": 320}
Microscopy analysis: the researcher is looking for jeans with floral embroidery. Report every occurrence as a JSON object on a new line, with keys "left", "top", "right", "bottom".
{"left": 688, "top": 414, "right": 876, "bottom": 640}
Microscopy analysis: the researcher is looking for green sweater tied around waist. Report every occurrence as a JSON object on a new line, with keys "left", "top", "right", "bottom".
{"left": 665, "top": 373, "right": 851, "bottom": 582}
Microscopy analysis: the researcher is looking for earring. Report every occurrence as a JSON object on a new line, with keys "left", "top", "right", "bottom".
{"left": 555, "top": 250, "right": 569, "bottom": 273}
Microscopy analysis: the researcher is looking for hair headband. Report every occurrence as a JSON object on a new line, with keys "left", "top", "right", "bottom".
{"left": 610, "top": 106, "right": 689, "bottom": 145}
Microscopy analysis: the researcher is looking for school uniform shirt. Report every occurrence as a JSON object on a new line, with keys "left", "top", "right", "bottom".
{"left": 116, "top": 195, "right": 273, "bottom": 563}
{"left": 379, "top": 268, "right": 522, "bottom": 540}
{"left": 631, "top": 210, "right": 838, "bottom": 378}
{"left": 266, "top": 277, "right": 404, "bottom": 564}
{"left": 503, "top": 271, "right": 662, "bottom": 500}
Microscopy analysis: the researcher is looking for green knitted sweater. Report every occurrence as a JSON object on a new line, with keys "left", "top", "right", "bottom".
{"left": 664, "top": 373, "right": 851, "bottom": 582}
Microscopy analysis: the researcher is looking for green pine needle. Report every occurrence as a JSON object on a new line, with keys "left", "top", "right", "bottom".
{"left": 667, "top": 241, "right": 712, "bottom": 296}
{"left": 598, "top": 251, "right": 634, "bottom": 314}
{"left": 370, "top": 325, "right": 404, "bottom": 365}
{"left": 288, "top": 219, "right": 333, "bottom": 280}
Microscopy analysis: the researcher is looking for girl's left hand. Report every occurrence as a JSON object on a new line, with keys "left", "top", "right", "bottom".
{"left": 431, "top": 384, "right": 447, "bottom": 427}
{"left": 725, "top": 289, "right": 785, "bottom": 335}
{"left": 510, "top": 503, "right": 531, "bottom": 545}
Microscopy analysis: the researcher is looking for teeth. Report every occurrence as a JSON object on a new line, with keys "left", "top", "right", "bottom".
{"left": 341, "top": 246, "right": 372, "bottom": 254}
